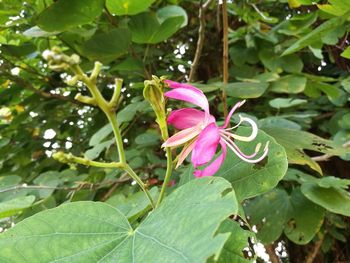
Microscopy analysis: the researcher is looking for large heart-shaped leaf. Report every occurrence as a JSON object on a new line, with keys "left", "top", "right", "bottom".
{"left": 36, "top": 0, "right": 105, "bottom": 32}
{"left": 245, "top": 188, "right": 291, "bottom": 244}
{"left": 284, "top": 188, "right": 325, "bottom": 244}
{"left": 216, "top": 127, "right": 288, "bottom": 201}
{"left": 128, "top": 7, "right": 187, "bottom": 44}
{"left": 214, "top": 220, "right": 255, "bottom": 263}
{"left": 225, "top": 82, "right": 269, "bottom": 99}
{"left": 106, "top": 0, "right": 156, "bottom": 16}
{"left": 80, "top": 29, "right": 131, "bottom": 61}
{"left": 107, "top": 187, "right": 159, "bottom": 222}
{"left": 0, "top": 177, "right": 238, "bottom": 262}
{"left": 261, "top": 127, "right": 348, "bottom": 174}
{"left": 270, "top": 75, "right": 307, "bottom": 94}
{"left": 301, "top": 183, "right": 350, "bottom": 217}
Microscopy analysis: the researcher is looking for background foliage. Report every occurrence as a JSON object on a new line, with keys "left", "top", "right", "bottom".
{"left": 0, "top": 0, "right": 349, "bottom": 262}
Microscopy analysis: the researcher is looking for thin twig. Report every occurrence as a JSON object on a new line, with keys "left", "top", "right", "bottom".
{"left": 312, "top": 141, "right": 350, "bottom": 162}
{"left": 188, "top": 0, "right": 213, "bottom": 82}
{"left": 305, "top": 235, "right": 325, "bottom": 263}
{"left": 101, "top": 173, "right": 129, "bottom": 201}
{"left": 104, "top": 6, "right": 118, "bottom": 27}
{"left": 265, "top": 244, "right": 279, "bottom": 263}
{"left": 0, "top": 176, "right": 131, "bottom": 194}
{"left": 0, "top": 54, "right": 47, "bottom": 79}
{"left": 222, "top": 0, "right": 229, "bottom": 118}
{"left": 2, "top": 72, "right": 82, "bottom": 105}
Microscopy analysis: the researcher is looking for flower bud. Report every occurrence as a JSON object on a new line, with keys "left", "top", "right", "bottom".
{"left": 143, "top": 76, "right": 168, "bottom": 139}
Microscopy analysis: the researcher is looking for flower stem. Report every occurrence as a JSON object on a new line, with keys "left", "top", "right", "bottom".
{"left": 156, "top": 124, "right": 173, "bottom": 208}
{"left": 156, "top": 147, "right": 173, "bottom": 208}
{"left": 124, "top": 164, "right": 155, "bottom": 209}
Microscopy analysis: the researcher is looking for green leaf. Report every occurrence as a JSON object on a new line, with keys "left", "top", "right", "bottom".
{"left": 244, "top": 188, "right": 291, "bottom": 244}
{"left": 284, "top": 169, "right": 350, "bottom": 189}
{"left": 23, "top": 26, "right": 59, "bottom": 37}
{"left": 112, "top": 57, "right": 144, "bottom": 72}
{"left": 317, "top": 176, "right": 350, "bottom": 189}
{"left": 215, "top": 220, "right": 255, "bottom": 263}
{"left": 245, "top": 188, "right": 290, "bottom": 244}
{"left": 84, "top": 139, "right": 114, "bottom": 160}
{"left": 36, "top": 0, "right": 105, "bottom": 32}
{"left": 0, "top": 177, "right": 238, "bottom": 262}
{"left": 109, "top": 187, "right": 159, "bottom": 222}
{"left": 341, "top": 46, "right": 350, "bottom": 59}
{"left": 262, "top": 127, "right": 348, "bottom": 174}
{"left": 0, "top": 175, "right": 21, "bottom": 190}
{"left": 282, "top": 15, "right": 347, "bottom": 55}
{"left": 269, "top": 98, "right": 307, "bottom": 109}
{"left": 318, "top": 0, "right": 350, "bottom": 16}
{"left": 178, "top": 165, "right": 195, "bottom": 186}
{"left": 128, "top": 9, "right": 186, "bottom": 44}
{"left": 80, "top": 29, "right": 131, "bottom": 61}
{"left": 135, "top": 132, "right": 159, "bottom": 146}
{"left": 301, "top": 183, "right": 350, "bottom": 217}
{"left": 106, "top": 0, "right": 155, "bottom": 16}
{"left": 333, "top": 130, "right": 350, "bottom": 160}
{"left": 321, "top": 25, "right": 346, "bottom": 45}
{"left": 259, "top": 49, "right": 303, "bottom": 73}
{"left": 117, "top": 100, "right": 150, "bottom": 124}
{"left": 288, "top": 0, "right": 317, "bottom": 8}
{"left": 0, "top": 195, "right": 35, "bottom": 219}
{"left": 216, "top": 127, "right": 288, "bottom": 201}
{"left": 156, "top": 5, "right": 188, "bottom": 28}
{"left": 0, "top": 175, "right": 25, "bottom": 201}
{"left": 338, "top": 113, "right": 350, "bottom": 129}
{"left": 33, "top": 171, "right": 61, "bottom": 198}
{"left": 224, "top": 82, "right": 269, "bottom": 99}
{"left": 284, "top": 188, "right": 325, "bottom": 244}
{"left": 283, "top": 168, "right": 319, "bottom": 184}
{"left": 306, "top": 80, "right": 342, "bottom": 103}
{"left": 258, "top": 117, "right": 302, "bottom": 130}
{"left": 89, "top": 123, "right": 112, "bottom": 147}
{"left": 270, "top": 75, "right": 307, "bottom": 94}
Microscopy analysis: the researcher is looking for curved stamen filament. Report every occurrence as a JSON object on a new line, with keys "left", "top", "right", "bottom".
{"left": 221, "top": 115, "right": 258, "bottom": 142}
{"left": 220, "top": 134, "right": 269, "bottom": 163}
{"left": 220, "top": 133, "right": 259, "bottom": 159}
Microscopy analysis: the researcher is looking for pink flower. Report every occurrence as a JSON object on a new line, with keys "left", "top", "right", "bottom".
{"left": 162, "top": 80, "right": 269, "bottom": 178}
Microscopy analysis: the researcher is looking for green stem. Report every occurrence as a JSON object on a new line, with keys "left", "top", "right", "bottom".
{"left": 156, "top": 147, "right": 173, "bottom": 207}
{"left": 124, "top": 164, "right": 155, "bottom": 209}
{"left": 156, "top": 123, "right": 173, "bottom": 207}
{"left": 70, "top": 63, "right": 154, "bottom": 208}
{"left": 53, "top": 152, "right": 124, "bottom": 168}
{"left": 105, "top": 112, "right": 126, "bottom": 164}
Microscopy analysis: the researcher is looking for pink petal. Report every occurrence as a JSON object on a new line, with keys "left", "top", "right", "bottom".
{"left": 162, "top": 126, "right": 201, "bottom": 148}
{"left": 165, "top": 87, "right": 209, "bottom": 114}
{"left": 176, "top": 139, "right": 197, "bottom": 168}
{"left": 194, "top": 140, "right": 227, "bottom": 178}
{"left": 168, "top": 108, "right": 215, "bottom": 130}
{"left": 191, "top": 123, "right": 220, "bottom": 168}
{"left": 164, "top": 80, "right": 204, "bottom": 94}
{"left": 221, "top": 100, "right": 246, "bottom": 129}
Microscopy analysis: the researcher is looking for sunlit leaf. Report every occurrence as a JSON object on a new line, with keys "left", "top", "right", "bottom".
{"left": 0, "top": 177, "right": 238, "bottom": 262}
{"left": 36, "top": 0, "right": 105, "bottom": 31}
